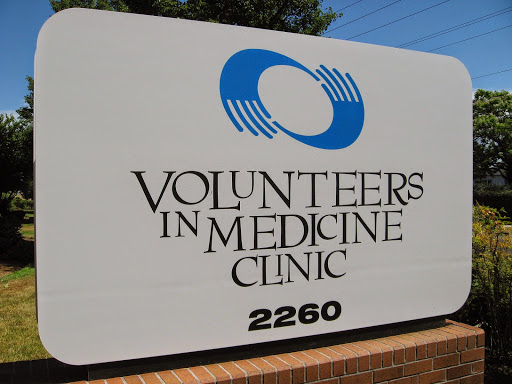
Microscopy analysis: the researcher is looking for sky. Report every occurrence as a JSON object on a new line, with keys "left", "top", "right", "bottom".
{"left": 0, "top": 0, "right": 511, "bottom": 116}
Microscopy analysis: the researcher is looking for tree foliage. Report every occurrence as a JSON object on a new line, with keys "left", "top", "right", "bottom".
{"left": 0, "top": 77, "right": 33, "bottom": 255}
{"left": 453, "top": 205, "right": 512, "bottom": 364}
{"left": 473, "top": 89, "right": 512, "bottom": 183}
{"left": 0, "top": 115, "right": 32, "bottom": 201}
{"left": 16, "top": 76, "right": 34, "bottom": 127}
{"left": 50, "top": 0, "right": 340, "bottom": 35}
{"left": 0, "top": 114, "right": 31, "bottom": 254}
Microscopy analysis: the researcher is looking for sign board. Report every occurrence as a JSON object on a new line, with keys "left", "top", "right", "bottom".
{"left": 35, "top": 9, "right": 472, "bottom": 365}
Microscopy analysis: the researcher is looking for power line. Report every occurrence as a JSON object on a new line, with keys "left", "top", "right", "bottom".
{"left": 397, "top": 6, "right": 512, "bottom": 48}
{"left": 335, "top": 1, "right": 363, "bottom": 13}
{"left": 324, "top": 0, "right": 402, "bottom": 35}
{"left": 427, "top": 24, "right": 512, "bottom": 52}
{"left": 472, "top": 68, "right": 512, "bottom": 80}
{"left": 346, "top": 0, "right": 451, "bottom": 40}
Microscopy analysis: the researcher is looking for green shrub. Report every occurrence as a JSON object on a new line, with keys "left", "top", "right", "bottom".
{"left": 473, "top": 184, "right": 512, "bottom": 216}
{"left": 453, "top": 205, "right": 512, "bottom": 364}
{"left": 0, "top": 209, "right": 24, "bottom": 256}
{"left": 10, "top": 197, "right": 33, "bottom": 211}
{"left": 24, "top": 199, "right": 34, "bottom": 210}
{"left": 11, "top": 197, "right": 24, "bottom": 210}
{"left": 0, "top": 195, "right": 31, "bottom": 261}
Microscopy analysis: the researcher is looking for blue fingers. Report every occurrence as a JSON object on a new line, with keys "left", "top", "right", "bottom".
{"left": 333, "top": 68, "right": 355, "bottom": 102}
{"left": 242, "top": 101, "right": 273, "bottom": 138}
{"left": 346, "top": 73, "right": 363, "bottom": 103}
{"left": 251, "top": 101, "right": 278, "bottom": 134}
{"left": 316, "top": 68, "right": 340, "bottom": 101}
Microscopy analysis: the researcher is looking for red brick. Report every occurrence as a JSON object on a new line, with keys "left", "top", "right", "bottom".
{"left": 429, "top": 330, "right": 457, "bottom": 353}
{"left": 419, "top": 370, "right": 446, "bottom": 384}
{"left": 352, "top": 341, "right": 382, "bottom": 369}
{"left": 277, "top": 353, "right": 305, "bottom": 384}
{"left": 472, "top": 360, "right": 484, "bottom": 373}
{"left": 174, "top": 368, "right": 199, "bottom": 384}
{"left": 235, "top": 360, "right": 263, "bottom": 384}
{"left": 317, "top": 347, "right": 345, "bottom": 376}
{"left": 124, "top": 375, "right": 144, "bottom": 384}
{"left": 433, "top": 353, "right": 459, "bottom": 369}
{"left": 339, "top": 371, "right": 372, "bottom": 384}
{"left": 460, "top": 348, "right": 485, "bottom": 363}
{"left": 448, "top": 325, "right": 477, "bottom": 350}
{"left": 389, "top": 377, "right": 418, "bottom": 384}
{"left": 308, "top": 379, "right": 339, "bottom": 384}
{"left": 289, "top": 351, "right": 318, "bottom": 382}
{"left": 327, "top": 346, "right": 358, "bottom": 374}
{"left": 105, "top": 379, "right": 124, "bottom": 384}
{"left": 440, "top": 327, "right": 468, "bottom": 352}
{"left": 409, "top": 332, "right": 438, "bottom": 358}
{"left": 374, "top": 366, "right": 404, "bottom": 383}
{"left": 340, "top": 344, "right": 370, "bottom": 371}
{"left": 404, "top": 359, "right": 433, "bottom": 376}
{"left": 446, "top": 321, "right": 485, "bottom": 347}
{"left": 476, "top": 330, "right": 485, "bottom": 347}
{"left": 219, "top": 362, "right": 247, "bottom": 384}
{"left": 377, "top": 338, "right": 406, "bottom": 364}
{"left": 417, "top": 331, "right": 447, "bottom": 355}
{"left": 361, "top": 340, "right": 393, "bottom": 367}
{"left": 189, "top": 366, "right": 216, "bottom": 384}
{"left": 250, "top": 358, "right": 277, "bottom": 384}
{"left": 157, "top": 370, "right": 182, "bottom": 384}
{"left": 447, "top": 363, "right": 473, "bottom": 379}
{"left": 400, "top": 334, "right": 428, "bottom": 360}
{"left": 460, "top": 372, "right": 484, "bottom": 384}
{"left": 262, "top": 356, "right": 292, "bottom": 384}
{"left": 304, "top": 349, "right": 333, "bottom": 379}
{"left": 387, "top": 336, "right": 417, "bottom": 362}
{"left": 141, "top": 373, "right": 166, "bottom": 384}
{"left": 89, "top": 380, "right": 107, "bottom": 384}
{"left": 203, "top": 364, "right": 232, "bottom": 384}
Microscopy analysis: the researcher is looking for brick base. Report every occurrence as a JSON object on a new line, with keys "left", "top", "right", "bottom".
{"left": 67, "top": 320, "right": 485, "bottom": 384}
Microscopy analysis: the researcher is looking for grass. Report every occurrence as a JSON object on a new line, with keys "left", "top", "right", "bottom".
{"left": 19, "top": 223, "right": 34, "bottom": 241}
{"left": 0, "top": 210, "right": 51, "bottom": 363}
{"left": 0, "top": 266, "right": 51, "bottom": 363}
{"left": 0, "top": 266, "right": 34, "bottom": 286}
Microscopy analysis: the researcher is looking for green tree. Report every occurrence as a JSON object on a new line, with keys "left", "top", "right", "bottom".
{"left": 0, "top": 114, "right": 32, "bottom": 254}
{"left": 0, "top": 115, "right": 31, "bottom": 201}
{"left": 0, "top": 77, "right": 33, "bottom": 255}
{"left": 15, "top": 77, "right": 34, "bottom": 199}
{"left": 473, "top": 89, "right": 512, "bottom": 184}
{"left": 50, "top": 0, "right": 340, "bottom": 36}
{"left": 16, "top": 76, "right": 34, "bottom": 126}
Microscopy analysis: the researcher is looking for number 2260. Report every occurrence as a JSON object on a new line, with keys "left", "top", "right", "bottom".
{"left": 248, "top": 301, "right": 342, "bottom": 331}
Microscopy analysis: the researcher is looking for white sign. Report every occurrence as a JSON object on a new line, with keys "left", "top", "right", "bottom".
{"left": 35, "top": 9, "right": 472, "bottom": 365}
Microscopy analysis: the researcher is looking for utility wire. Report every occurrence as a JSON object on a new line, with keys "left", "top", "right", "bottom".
{"left": 397, "top": 6, "right": 512, "bottom": 48}
{"left": 324, "top": 0, "right": 402, "bottom": 35}
{"left": 335, "top": 0, "right": 363, "bottom": 13}
{"left": 427, "top": 24, "right": 512, "bottom": 52}
{"left": 346, "top": 0, "right": 451, "bottom": 40}
{"left": 472, "top": 68, "right": 512, "bottom": 80}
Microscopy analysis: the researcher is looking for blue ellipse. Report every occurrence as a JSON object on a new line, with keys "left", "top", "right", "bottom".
{"left": 219, "top": 49, "right": 365, "bottom": 150}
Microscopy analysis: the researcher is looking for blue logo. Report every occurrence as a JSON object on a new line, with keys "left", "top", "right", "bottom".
{"left": 219, "top": 49, "right": 364, "bottom": 150}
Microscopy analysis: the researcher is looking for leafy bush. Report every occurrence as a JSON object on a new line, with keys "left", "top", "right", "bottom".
{"left": 10, "top": 197, "right": 34, "bottom": 211}
{"left": 24, "top": 199, "right": 34, "bottom": 210}
{"left": 473, "top": 184, "right": 512, "bottom": 216}
{"left": 453, "top": 205, "right": 512, "bottom": 364}
{"left": 0, "top": 197, "right": 24, "bottom": 256}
